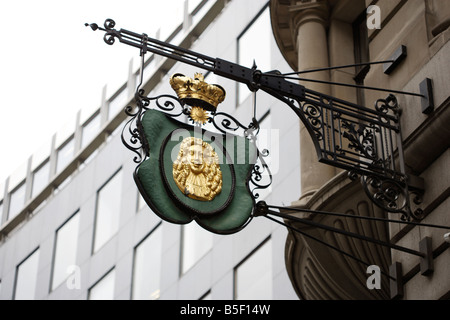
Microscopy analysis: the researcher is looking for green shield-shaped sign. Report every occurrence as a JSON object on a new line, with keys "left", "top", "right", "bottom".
{"left": 135, "top": 109, "right": 257, "bottom": 234}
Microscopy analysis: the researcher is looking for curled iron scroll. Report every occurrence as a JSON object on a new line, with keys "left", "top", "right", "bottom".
{"left": 349, "top": 171, "right": 424, "bottom": 221}
{"left": 121, "top": 92, "right": 188, "bottom": 164}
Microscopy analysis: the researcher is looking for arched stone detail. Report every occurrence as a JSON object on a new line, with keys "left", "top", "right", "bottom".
{"left": 284, "top": 172, "right": 391, "bottom": 300}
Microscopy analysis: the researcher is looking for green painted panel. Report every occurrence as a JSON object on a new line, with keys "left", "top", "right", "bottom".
{"left": 136, "top": 109, "right": 257, "bottom": 234}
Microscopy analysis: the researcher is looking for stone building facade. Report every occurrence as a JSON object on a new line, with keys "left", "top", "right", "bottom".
{"left": 270, "top": 0, "right": 450, "bottom": 300}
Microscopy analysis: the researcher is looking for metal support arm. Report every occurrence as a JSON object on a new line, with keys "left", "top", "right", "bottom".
{"left": 86, "top": 19, "right": 425, "bottom": 220}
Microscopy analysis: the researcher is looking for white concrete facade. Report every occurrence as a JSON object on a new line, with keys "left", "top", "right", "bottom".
{"left": 0, "top": 0, "right": 300, "bottom": 300}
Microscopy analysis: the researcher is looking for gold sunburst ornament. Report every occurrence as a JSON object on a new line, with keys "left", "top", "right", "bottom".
{"left": 170, "top": 72, "right": 226, "bottom": 125}
{"left": 190, "top": 106, "right": 210, "bottom": 124}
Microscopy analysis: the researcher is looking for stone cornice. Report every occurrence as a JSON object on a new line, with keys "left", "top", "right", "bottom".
{"left": 289, "top": 0, "right": 330, "bottom": 30}
{"left": 270, "top": 0, "right": 331, "bottom": 71}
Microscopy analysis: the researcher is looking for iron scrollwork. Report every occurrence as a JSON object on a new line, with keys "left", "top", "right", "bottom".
{"left": 301, "top": 102, "right": 323, "bottom": 142}
{"left": 121, "top": 89, "right": 273, "bottom": 204}
{"left": 88, "top": 19, "right": 427, "bottom": 223}
{"left": 209, "top": 112, "right": 273, "bottom": 201}
{"left": 341, "top": 121, "right": 378, "bottom": 160}
{"left": 351, "top": 173, "right": 425, "bottom": 221}
{"left": 250, "top": 149, "right": 273, "bottom": 201}
{"left": 121, "top": 90, "right": 188, "bottom": 165}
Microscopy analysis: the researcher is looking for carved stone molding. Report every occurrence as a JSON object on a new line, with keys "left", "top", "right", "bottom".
{"left": 289, "top": 0, "right": 330, "bottom": 30}
{"left": 285, "top": 172, "right": 391, "bottom": 300}
{"left": 270, "top": 0, "right": 331, "bottom": 71}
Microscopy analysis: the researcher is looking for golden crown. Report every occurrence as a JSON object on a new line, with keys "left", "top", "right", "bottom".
{"left": 169, "top": 73, "right": 226, "bottom": 112}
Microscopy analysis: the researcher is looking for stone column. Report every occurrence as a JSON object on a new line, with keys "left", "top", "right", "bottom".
{"left": 290, "top": 0, "right": 335, "bottom": 204}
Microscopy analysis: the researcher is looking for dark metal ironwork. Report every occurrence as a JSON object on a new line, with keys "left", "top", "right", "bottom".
{"left": 263, "top": 205, "right": 426, "bottom": 258}
{"left": 281, "top": 60, "right": 395, "bottom": 76}
{"left": 264, "top": 214, "right": 397, "bottom": 281}
{"left": 264, "top": 203, "right": 450, "bottom": 231}
{"left": 121, "top": 91, "right": 189, "bottom": 164}
{"left": 249, "top": 149, "right": 272, "bottom": 200}
{"left": 87, "top": 19, "right": 427, "bottom": 221}
{"left": 85, "top": 19, "right": 450, "bottom": 274}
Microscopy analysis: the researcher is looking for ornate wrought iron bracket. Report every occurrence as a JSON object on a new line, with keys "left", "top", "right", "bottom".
{"left": 87, "top": 19, "right": 427, "bottom": 221}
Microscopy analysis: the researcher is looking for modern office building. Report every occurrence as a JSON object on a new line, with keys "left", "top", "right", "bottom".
{"left": 0, "top": 0, "right": 299, "bottom": 300}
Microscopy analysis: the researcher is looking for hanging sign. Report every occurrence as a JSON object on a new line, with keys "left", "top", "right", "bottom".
{"left": 128, "top": 73, "right": 268, "bottom": 234}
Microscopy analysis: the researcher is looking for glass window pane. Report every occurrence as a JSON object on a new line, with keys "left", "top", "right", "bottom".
{"left": 108, "top": 88, "right": 128, "bottom": 119}
{"left": 31, "top": 161, "right": 50, "bottom": 198}
{"left": 0, "top": 201, "right": 4, "bottom": 225}
{"left": 88, "top": 269, "right": 115, "bottom": 300}
{"left": 93, "top": 170, "right": 122, "bottom": 252}
{"left": 56, "top": 139, "right": 75, "bottom": 173}
{"left": 238, "top": 7, "right": 271, "bottom": 105}
{"left": 132, "top": 226, "right": 162, "bottom": 300}
{"left": 181, "top": 223, "right": 213, "bottom": 274}
{"left": 137, "top": 193, "right": 146, "bottom": 212}
{"left": 235, "top": 239, "right": 272, "bottom": 300}
{"left": 51, "top": 212, "right": 80, "bottom": 291}
{"left": 8, "top": 183, "right": 26, "bottom": 220}
{"left": 14, "top": 249, "right": 40, "bottom": 300}
{"left": 81, "top": 115, "right": 101, "bottom": 148}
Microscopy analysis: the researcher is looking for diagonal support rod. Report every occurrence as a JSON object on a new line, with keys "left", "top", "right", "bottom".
{"left": 266, "top": 204, "right": 450, "bottom": 230}
{"left": 262, "top": 73, "right": 425, "bottom": 98}
{"left": 261, "top": 207, "right": 425, "bottom": 258}
{"left": 265, "top": 215, "right": 396, "bottom": 281}
{"left": 281, "top": 60, "right": 394, "bottom": 76}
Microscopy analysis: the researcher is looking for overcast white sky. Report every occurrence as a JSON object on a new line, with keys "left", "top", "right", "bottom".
{"left": 0, "top": 0, "right": 188, "bottom": 183}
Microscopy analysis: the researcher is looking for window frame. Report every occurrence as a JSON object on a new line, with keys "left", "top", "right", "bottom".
{"left": 130, "top": 222, "right": 163, "bottom": 300}
{"left": 56, "top": 136, "right": 75, "bottom": 174}
{"left": 49, "top": 210, "right": 80, "bottom": 292}
{"left": 81, "top": 111, "right": 101, "bottom": 149}
{"left": 179, "top": 222, "right": 213, "bottom": 276}
{"left": 31, "top": 158, "right": 50, "bottom": 198}
{"left": 7, "top": 181, "right": 27, "bottom": 221}
{"left": 236, "top": 3, "right": 271, "bottom": 106}
{"left": 92, "top": 168, "right": 123, "bottom": 254}
{"left": 87, "top": 267, "right": 116, "bottom": 300}
{"left": 233, "top": 236, "right": 272, "bottom": 300}
{"left": 13, "top": 247, "right": 40, "bottom": 300}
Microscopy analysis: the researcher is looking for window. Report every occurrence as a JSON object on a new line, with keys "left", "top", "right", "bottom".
{"left": 81, "top": 114, "right": 101, "bottom": 148}
{"left": 56, "top": 138, "right": 75, "bottom": 174}
{"left": 88, "top": 269, "right": 115, "bottom": 300}
{"left": 137, "top": 192, "right": 146, "bottom": 212}
{"left": 237, "top": 6, "right": 271, "bottom": 105}
{"left": 51, "top": 212, "right": 80, "bottom": 291}
{"left": 0, "top": 201, "right": 4, "bottom": 225}
{"left": 180, "top": 222, "right": 213, "bottom": 274}
{"left": 31, "top": 160, "right": 50, "bottom": 198}
{"left": 108, "top": 87, "right": 128, "bottom": 120}
{"left": 93, "top": 169, "right": 123, "bottom": 253}
{"left": 234, "top": 238, "right": 272, "bottom": 300}
{"left": 8, "top": 182, "right": 26, "bottom": 220}
{"left": 200, "top": 291, "right": 212, "bottom": 300}
{"left": 14, "top": 249, "right": 40, "bottom": 300}
{"left": 132, "top": 225, "right": 162, "bottom": 300}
